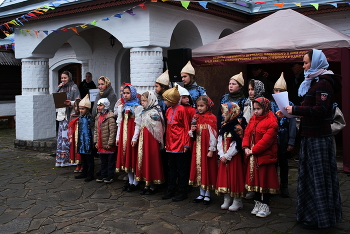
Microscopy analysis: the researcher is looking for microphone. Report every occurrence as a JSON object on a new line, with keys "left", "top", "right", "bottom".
{"left": 57, "top": 82, "right": 64, "bottom": 92}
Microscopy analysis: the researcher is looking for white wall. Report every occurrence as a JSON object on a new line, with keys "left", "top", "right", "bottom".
{"left": 308, "top": 10, "right": 350, "bottom": 36}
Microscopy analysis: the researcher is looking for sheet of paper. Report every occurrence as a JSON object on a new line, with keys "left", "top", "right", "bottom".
{"left": 272, "top": 91, "right": 298, "bottom": 118}
{"left": 52, "top": 92, "right": 67, "bottom": 108}
{"left": 89, "top": 89, "right": 99, "bottom": 102}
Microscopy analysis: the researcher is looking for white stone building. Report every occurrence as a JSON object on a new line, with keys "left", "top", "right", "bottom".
{"left": 0, "top": 0, "right": 349, "bottom": 141}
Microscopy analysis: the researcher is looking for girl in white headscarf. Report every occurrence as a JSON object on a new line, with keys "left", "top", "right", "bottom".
{"left": 137, "top": 91, "right": 165, "bottom": 195}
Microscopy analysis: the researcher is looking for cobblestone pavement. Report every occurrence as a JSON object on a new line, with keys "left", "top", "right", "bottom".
{"left": 0, "top": 128, "right": 349, "bottom": 234}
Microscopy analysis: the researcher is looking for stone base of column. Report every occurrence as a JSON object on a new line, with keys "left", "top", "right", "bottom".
{"left": 16, "top": 95, "right": 56, "bottom": 141}
{"left": 134, "top": 85, "right": 156, "bottom": 95}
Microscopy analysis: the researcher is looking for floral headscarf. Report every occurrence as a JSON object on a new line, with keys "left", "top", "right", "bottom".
{"left": 221, "top": 102, "right": 240, "bottom": 124}
{"left": 197, "top": 95, "right": 214, "bottom": 111}
{"left": 143, "top": 91, "right": 158, "bottom": 110}
{"left": 253, "top": 97, "right": 270, "bottom": 116}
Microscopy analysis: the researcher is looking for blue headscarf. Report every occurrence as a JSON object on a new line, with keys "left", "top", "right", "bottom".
{"left": 124, "top": 85, "right": 140, "bottom": 114}
{"left": 298, "top": 49, "right": 329, "bottom": 97}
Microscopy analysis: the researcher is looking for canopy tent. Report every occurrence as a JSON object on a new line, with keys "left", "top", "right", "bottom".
{"left": 192, "top": 9, "right": 350, "bottom": 173}
{"left": 192, "top": 9, "right": 350, "bottom": 66}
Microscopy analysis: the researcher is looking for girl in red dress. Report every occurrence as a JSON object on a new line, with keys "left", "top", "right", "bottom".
{"left": 136, "top": 91, "right": 165, "bottom": 195}
{"left": 68, "top": 99, "right": 82, "bottom": 173}
{"left": 216, "top": 102, "right": 246, "bottom": 211}
{"left": 116, "top": 84, "right": 143, "bottom": 192}
{"left": 189, "top": 95, "right": 218, "bottom": 205}
{"left": 242, "top": 97, "right": 279, "bottom": 218}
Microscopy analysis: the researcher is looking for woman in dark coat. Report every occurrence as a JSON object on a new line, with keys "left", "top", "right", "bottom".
{"left": 92, "top": 76, "right": 118, "bottom": 119}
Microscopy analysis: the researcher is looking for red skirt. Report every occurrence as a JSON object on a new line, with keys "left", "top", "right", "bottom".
{"left": 116, "top": 115, "right": 138, "bottom": 173}
{"left": 245, "top": 155, "right": 279, "bottom": 194}
{"left": 135, "top": 127, "right": 164, "bottom": 186}
{"left": 216, "top": 153, "right": 245, "bottom": 198}
{"left": 189, "top": 129, "right": 218, "bottom": 191}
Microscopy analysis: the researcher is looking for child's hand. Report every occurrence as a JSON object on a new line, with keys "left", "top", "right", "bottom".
{"left": 131, "top": 141, "right": 137, "bottom": 147}
{"left": 64, "top": 100, "right": 71, "bottom": 106}
{"left": 220, "top": 156, "right": 227, "bottom": 164}
{"left": 287, "top": 145, "right": 294, "bottom": 151}
{"left": 184, "top": 147, "right": 189, "bottom": 153}
{"left": 276, "top": 110, "right": 285, "bottom": 118}
{"left": 69, "top": 139, "right": 72, "bottom": 143}
{"left": 245, "top": 148, "right": 252, "bottom": 156}
{"left": 95, "top": 143, "right": 98, "bottom": 148}
{"left": 116, "top": 140, "right": 119, "bottom": 146}
{"left": 207, "top": 151, "right": 213, "bottom": 157}
{"left": 191, "top": 126, "right": 196, "bottom": 131}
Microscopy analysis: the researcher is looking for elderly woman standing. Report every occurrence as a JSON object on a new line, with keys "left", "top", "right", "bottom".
{"left": 56, "top": 71, "right": 80, "bottom": 167}
{"left": 181, "top": 61, "right": 206, "bottom": 106}
{"left": 283, "top": 49, "right": 342, "bottom": 229}
{"left": 92, "top": 76, "right": 118, "bottom": 119}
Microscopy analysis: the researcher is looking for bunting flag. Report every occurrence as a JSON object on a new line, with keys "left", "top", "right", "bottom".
{"left": 101, "top": 18, "right": 110, "bottom": 21}
{"left": 114, "top": 14, "right": 122, "bottom": 18}
{"left": 219, "top": 2, "right": 227, "bottom": 5}
{"left": 34, "top": 30, "right": 39, "bottom": 38}
{"left": 70, "top": 27, "right": 79, "bottom": 35}
{"left": 327, "top": 3, "right": 337, "bottom": 7}
{"left": 237, "top": 2, "right": 247, "bottom": 7}
{"left": 255, "top": 2, "right": 266, "bottom": 4}
{"left": 43, "top": 31, "right": 49, "bottom": 35}
{"left": 274, "top": 3, "right": 285, "bottom": 8}
{"left": 310, "top": 3, "right": 319, "bottom": 9}
{"left": 199, "top": 2, "right": 208, "bottom": 9}
{"left": 292, "top": 2, "right": 302, "bottom": 7}
{"left": 181, "top": 1, "right": 190, "bottom": 10}
{"left": 90, "top": 20, "right": 97, "bottom": 25}
{"left": 138, "top": 3, "right": 147, "bottom": 9}
{"left": 126, "top": 9, "right": 135, "bottom": 15}
{"left": 80, "top": 25, "right": 88, "bottom": 28}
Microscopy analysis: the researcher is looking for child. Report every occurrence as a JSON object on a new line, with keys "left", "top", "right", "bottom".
{"left": 176, "top": 83, "right": 196, "bottom": 125}
{"left": 161, "top": 85, "right": 191, "bottom": 202}
{"left": 189, "top": 95, "right": 218, "bottom": 205}
{"left": 155, "top": 70, "right": 170, "bottom": 114}
{"left": 94, "top": 98, "right": 117, "bottom": 183}
{"left": 242, "top": 97, "right": 279, "bottom": 218}
{"left": 270, "top": 73, "right": 296, "bottom": 198}
{"left": 73, "top": 95, "right": 94, "bottom": 182}
{"left": 137, "top": 91, "right": 165, "bottom": 195}
{"left": 116, "top": 84, "right": 143, "bottom": 192}
{"left": 216, "top": 102, "right": 246, "bottom": 211}
{"left": 68, "top": 99, "right": 83, "bottom": 173}
{"left": 243, "top": 79, "right": 265, "bottom": 123}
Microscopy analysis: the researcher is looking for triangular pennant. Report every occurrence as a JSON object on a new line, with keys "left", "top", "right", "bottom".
{"left": 33, "top": 30, "right": 39, "bottom": 38}
{"left": 181, "top": 1, "right": 190, "bottom": 10}
{"left": 3, "top": 23, "right": 10, "bottom": 30}
{"left": 9, "top": 20, "right": 19, "bottom": 26}
{"left": 12, "top": 44, "right": 15, "bottom": 50}
{"left": 21, "top": 16, "right": 29, "bottom": 21}
{"left": 236, "top": 2, "right": 247, "bottom": 7}
{"left": 28, "top": 13, "right": 37, "bottom": 17}
{"left": 5, "top": 45, "right": 8, "bottom": 50}
{"left": 114, "top": 14, "right": 122, "bottom": 18}
{"left": 52, "top": 30, "right": 59, "bottom": 33}
{"left": 24, "top": 14, "right": 33, "bottom": 18}
{"left": 151, "top": 0, "right": 157, "bottom": 2}
{"left": 43, "top": 30, "right": 49, "bottom": 35}
{"left": 15, "top": 18, "right": 24, "bottom": 26}
{"left": 327, "top": 3, "right": 337, "bottom": 8}
{"left": 50, "top": 2, "right": 61, "bottom": 7}
{"left": 292, "top": 2, "right": 301, "bottom": 7}
{"left": 90, "top": 20, "right": 97, "bottom": 25}
{"left": 219, "top": 2, "right": 227, "bottom": 5}
{"left": 25, "top": 30, "right": 33, "bottom": 36}
{"left": 101, "top": 18, "right": 109, "bottom": 21}
{"left": 80, "top": 25, "right": 88, "bottom": 29}
{"left": 138, "top": 3, "right": 147, "bottom": 9}
{"left": 32, "top": 10, "right": 45, "bottom": 14}
{"left": 255, "top": 2, "right": 266, "bottom": 3}
{"left": 42, "top": 5, "right": 55, "bottom": 10}
{"left": 274, "top": 3, "right": 285, "bottom": 8}
{"left": 37, "top": 8, "right": 50, "bottom": 12}
{"left": 70, "top": 27, "right": 79, "bottom": 35}
{"left": 126, "top": 9, "right": 135, "bottom": 15}
{"left": 61, "top": 28, "right": 69, "bottom": 31}
{"left": 20, "top": 29, "right": 26, "bottom": 35}
{"left": 199, "top": 2, "right": 208, "bottom": 9}
{"left": 310, "top": 3, "right": 319, "bottom": 10}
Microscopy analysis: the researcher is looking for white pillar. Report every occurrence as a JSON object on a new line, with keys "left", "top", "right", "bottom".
{"left": 16, "top": 58, "right": 56, "bottom": 140}
{"left": 130, "top": 47, "right": 163, "bottom": 94}
{"left": 81, "top": 60, "right": 89, "bottom": 81}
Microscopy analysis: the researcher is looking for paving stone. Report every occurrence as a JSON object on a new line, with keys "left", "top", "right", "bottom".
{"left": 0, "top": 217, "right": 32, "bottom": 233}
{"left": 25, "top": 204, "right": 47, "bottom": 216}
{"left": 60, "top": 189, "right": 82, "bottom": 201}
{"left": 199, "top": 226, "right": 221, "bottom": 234}
{"left": 0, "top": 209, "right": 21, "bottom": 224}
{"left": 42, "top": 224, "right": 57, "bottom": 233}
{"left": 102, "top": 219, "right": 143, "bottom": 233}
{"left": 28, "top": 218, "right": 46, "bottom": 231}
{"left": 178, "top": 220, "right": 204, "bottom": 234}
{"left": 141, "top": 221, "right": 180, "bottom": 234}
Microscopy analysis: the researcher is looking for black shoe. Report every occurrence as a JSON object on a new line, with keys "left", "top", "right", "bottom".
{"left": 140, "top": 187, "right": 149, "bottom": 195}
{"left": 84, "top": 176, "right": 94, "bottom": 182}
{"left": 96, "top": 176, "right": 106, "bottom": 183}
{"left": 127, "top": 184, "right": 139, "bottom": 192}
{"left": 146, "top": 187, "right": 157, "bottom": 195}
{"left": 192, "top": 195, "right": 204, "bottom": 203}
{"left": 203, "top": 196, "right": 211, "bottom": 205}
{"left": 301, "top": 221, "right": 318, "bottom": 230}
{"left": 104, "top": 177, "right": 114, "bottom": 184}
{"left": 172, "top": 192, "right": 188, "bottom": 202}
{"left": 122, "top": 183, "right": 129, "bottom": 191}
{"left": 162, "top": 189, "right": 176, "bottom": 200}
{"left": 75, "top": 174, "right": 87, "bottom": 179}
{"left": 280, "top": 187, "right": 290, "bottom": 198}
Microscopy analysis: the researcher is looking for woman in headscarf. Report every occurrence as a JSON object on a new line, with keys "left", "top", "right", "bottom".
{"left": 56, "top": 71, "right": 80, "bottom": 167}
{"left": 181, "top": 61, "right": 207, "bottom": 107}
{"left": 92, "top": 76, "right": 118, "bottom": 119}
{"left": 283, "top": 49, "right": 342, "bottom": 229}
{"left": 242, "top": 97, "right": 279, "bottom": 218}
{"left": 137, "top": 91, "right": 165, "bottom": 195}
{"left": 115, "top": 84, "right": 143, "bottom": 192}
{"left": 218, "top": 72, "right": 246, "bottom": 128}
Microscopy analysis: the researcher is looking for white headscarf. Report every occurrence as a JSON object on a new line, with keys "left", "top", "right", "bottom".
{"left": 144, "top": 91, "right": 158, "bottom": 109}
{"left": 97, "top": 98, "right": 110, "bottom": 111}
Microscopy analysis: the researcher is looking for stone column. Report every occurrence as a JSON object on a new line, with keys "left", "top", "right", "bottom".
{"left": 81, "top": 60, "right": 89, "bottom": 81}
{"left": 130, "top": 47, "right": 163, "bottom": 94}
{"left": 16, "top": 58, "right": 56, "bottom": 140}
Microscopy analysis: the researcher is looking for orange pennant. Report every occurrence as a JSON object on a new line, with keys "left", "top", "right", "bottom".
{"left": 32, "top": 10, "right": 45, "bottom": 14}
{"left": 70, "top": 27, "right": 79, "bottom": 35}
{"left": 274, "top": 3, "right": 285, "bottom": 8}
{"left": 34, "top": 30, "right": 39, "bottom": 38}
{"left": 151, "top": 0, "right": 157, "bottom": 2}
